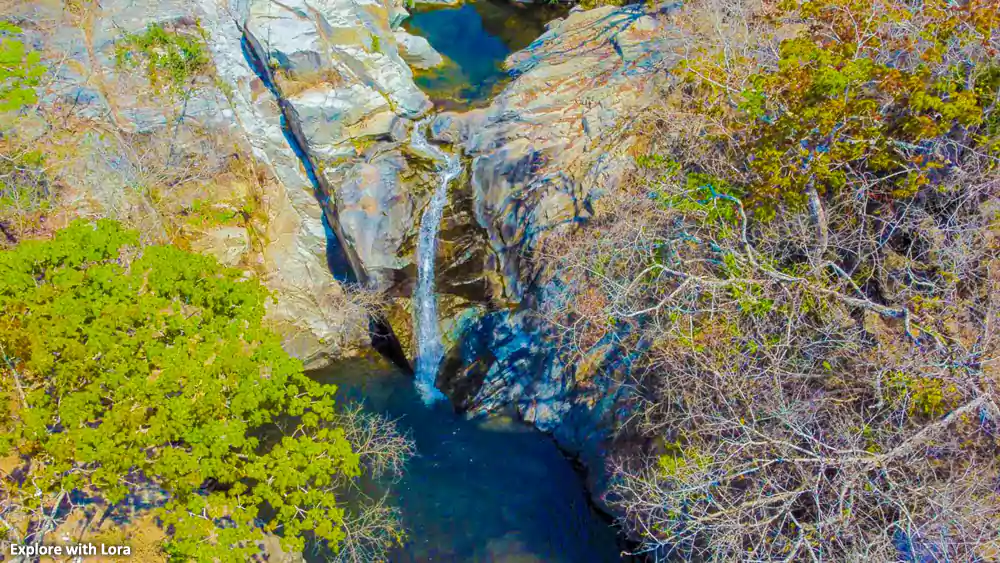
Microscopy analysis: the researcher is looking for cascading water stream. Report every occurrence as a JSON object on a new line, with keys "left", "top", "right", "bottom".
{"left": 411, "top": 119, "right": 462, "bottom": 404}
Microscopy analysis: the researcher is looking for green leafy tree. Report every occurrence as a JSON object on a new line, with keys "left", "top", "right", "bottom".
{"left": 0, "top": 22, "right": 44, "bottom": 112}
{"left": 0, "top": 220, "right": 381, "bottom": 560}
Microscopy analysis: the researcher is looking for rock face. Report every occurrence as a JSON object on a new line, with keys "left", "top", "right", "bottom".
{"left": 241, "top": 0, "right": 447, "bottom": 293}
{"left": 16, "top": 0, "right": 676, "bottom": 442}
{"left": 12, "top": 0, "right": 680, "bottom": 540}
{"left": 11, "top": 0, "right": 443, "bottom": 368}
{"left": 433, "top": 4, "right": 678, "bottom": 482}
{"left": 433, "top": 5, "right": 674, "bottom": 299}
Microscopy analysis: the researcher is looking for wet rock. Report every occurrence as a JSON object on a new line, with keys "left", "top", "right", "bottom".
{"left": 439, "top": 305, "right": 644, "bottom": 519}
{"left": 440, "top": 308, "right": 631, "bottom": 434}
{"left": 435, "top": 183, "right": 503, "bottom": 304}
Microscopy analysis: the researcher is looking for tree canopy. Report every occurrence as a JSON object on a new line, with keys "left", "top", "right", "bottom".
{"left": 0, "top": 220, "right": 364, "bottom": 560}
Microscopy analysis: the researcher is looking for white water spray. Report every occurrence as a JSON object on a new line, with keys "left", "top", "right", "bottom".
{"left": 411, "top": 119, "right": 462, "bottom": 404}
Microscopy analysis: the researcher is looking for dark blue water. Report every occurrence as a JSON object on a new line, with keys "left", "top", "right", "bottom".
{"left": 312, "top": 356, "right": 623, "bottom": 562}
{"left": 402, "top": 0, "right": 567, "bottom": 109}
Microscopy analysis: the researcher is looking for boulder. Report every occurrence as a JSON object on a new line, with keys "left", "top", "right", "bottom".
{"left": 393, "top": 30, "right": 444, "bottom": 69}
{"left": 336, "top": 149, "right": 420, "bottom": 281}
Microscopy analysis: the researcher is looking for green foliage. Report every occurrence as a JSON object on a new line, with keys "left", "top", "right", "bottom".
{"left": 0, "top": 22, "right": 45, "bottom": 112}
{"left": 680, "top": 0, "right": 999, "bottom": 214}
{"left": 657, "top": 441, "right": 710, "bottom": 480}
{"left": 114, "top": 23, "right": 209, "bottom": 96}
{"left": 0, "top": 220, "right": 359, "bottom": 560}
{"left": 886, "top": 370, "right": 960, "bottom": 418}
{"left": 185, "top": 198, "right": 246, "bottom": 228}
{"left": 636, "top": 153, "right": 682, "bottom": 174}
{"left": 728, "top": 281, "right": 775, "bottom": 318}
{"left": 645, "top": 167, "right": 743, "bottom": 235}
{"left": 577, "top": 0, "right": 625, "bottom": 9}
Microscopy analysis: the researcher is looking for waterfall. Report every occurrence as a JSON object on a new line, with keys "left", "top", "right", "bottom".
{"left": 411, "top": 119, "right": 462, "bottom": 404}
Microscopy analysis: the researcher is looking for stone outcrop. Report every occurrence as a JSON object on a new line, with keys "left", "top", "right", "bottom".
{"left": 432, "top": 4, "right": 679, "bottom": 490}
{"left": 14, "top": 0, "right": 677, "bottom": 438}
{"left": 11, "top": 0, "right": 444, "bottom": 368}
{"left": 432, "top": 5, "right": 675, "bottom": 298}
{"left": 394, "top": 29, "right": 445, "bottom": 69}
{"left": 241, "top": 0, "right": 446, "bottom": 292}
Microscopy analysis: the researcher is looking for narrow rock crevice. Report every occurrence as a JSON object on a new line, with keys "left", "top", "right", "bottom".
{"left": 239, "top": 26, "right": 412, "bottom": 373}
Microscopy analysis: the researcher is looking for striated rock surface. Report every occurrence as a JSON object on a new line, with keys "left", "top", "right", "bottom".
{"left": 10, "top": 0, "right": 444, "bottom": 367}
{"left": 241, "top": 0, "right": 446, "bottom": 291}
{"left": 432, "top": 4, "right": 679, "bottom": 493}
{"left": 432, "top": 5, "right": 675, "bottom": 298}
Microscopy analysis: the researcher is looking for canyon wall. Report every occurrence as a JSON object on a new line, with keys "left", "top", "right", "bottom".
{"left": 12, "top": 0, "right": 446, "bottom": 367}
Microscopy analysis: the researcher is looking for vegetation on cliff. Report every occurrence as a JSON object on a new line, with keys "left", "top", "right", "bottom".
{"left": 0, "top": 23, "right": 49, "bottom": 238}
{"left": 0, "top": 10, "right": 377, "bottom": 365}
{"left": 540, "top": 0, "right": 1000, "bottom": 559}
{"left": 114, "top": 23, "right": 211, "bottom": 98}
{"left": 0, "top": 220, "right": 412, "bottom": 561}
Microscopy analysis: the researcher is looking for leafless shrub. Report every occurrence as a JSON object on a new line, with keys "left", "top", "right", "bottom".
{"left": 309, "top": 283, "right": 387, "bottom": 351}
{"left": 305, "top": 407, "right": 413, "bottom": 563}
{"left": 535, "top": 0, "right": 1000, "bottom": 559}
{"left": 323, "top": 493, "right": 405, "bottom": 563}
{"left": 546, "top": 155, "right": 1000, "bottom": 560}
{"left": 0, "top": 143, "right": 52, "bottom": 241}
{"left": 334, "top": 403, "right": 415, "bottom": 482}
{"left": 90, "top": 128, "right": 230, "bottom": 240}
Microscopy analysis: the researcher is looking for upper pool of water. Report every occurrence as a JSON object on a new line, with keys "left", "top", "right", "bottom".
{"left": 311, "top": 356, "right": 623, "bottom": 562}
{"left": 402, "top": 0, "right": 568, "bottom": 109}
